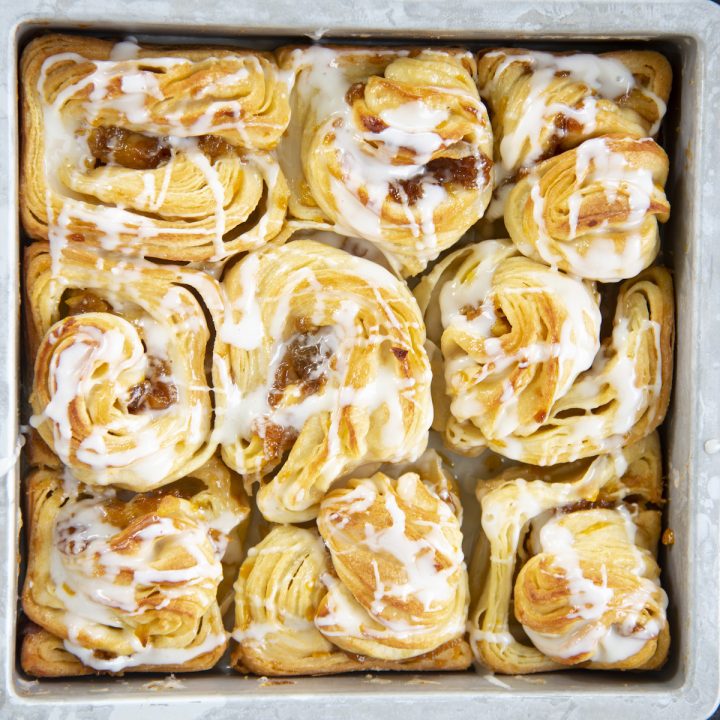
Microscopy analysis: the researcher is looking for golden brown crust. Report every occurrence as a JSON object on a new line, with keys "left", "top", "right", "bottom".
{"left": 277, "top": 44, "right": 493, "bottom": 276}
{"left": 469, "top": 433, "right": 670, "bottom": 675}
{"left": 21, "top": 457, "right": 248, "bottom": 677}
{"left": 21, "top": 624, "right": 93, "bottom": 678}
{"left": 25, "top": 431, "right": 60, "bottom": 471}
{"left": 231, "top": 635, "right": 472, "bottom": 677}
{"left": 20, "top": 623, "right": 231, "bottom": 677}
{"left": 232, "top": 453, "right": 471, "bottom": 675}
{"left": 21, "top": 33, "right": 290, "bottom": 260}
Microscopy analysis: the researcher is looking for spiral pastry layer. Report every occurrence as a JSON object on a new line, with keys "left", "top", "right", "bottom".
{"left": 277, "top": 45, "right": 494, "bottom": 276}
{"left": 469, "top": 433, "right": 669, "bottom": 674}
{"left": 216, "top": 239, "right": 432, "bottom": 522}
{"left": 21, "top": 34, "right": 290, "bottom": 261}
{"left": 505, "top": 135, "right": 670, "bottom": 281}
{"left": 27, "top": 242, "right": 225, "bottom": 490}
{"left": 415, "top": 239, "right": 673, "bottom": 464}
{"left": 16, "top": 36, "right": 678, "bottom": 682}
{"left": 232, "top": 451, "right": 470, "bottom": 675}
{"left": 477, "top": 48, "right": 671, "bottom": 178}
{"left": 21, "top": 456, "right": 249, "bottom": 676}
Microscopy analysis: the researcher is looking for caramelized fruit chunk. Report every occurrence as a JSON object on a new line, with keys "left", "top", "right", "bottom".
{"left": 127, "top": 357, "right": 178, "bottom": 413}
{"left": 197, "top": 135, "right": 235, "bottom": 163}
{"left": 60, "top": 289, "right": 114, "bottom": 318}
{"left": 88, "top": 126, "right": 171, "bottom": 170}
{"left": 269, "top": 326, "right": 336, "bottom": 408}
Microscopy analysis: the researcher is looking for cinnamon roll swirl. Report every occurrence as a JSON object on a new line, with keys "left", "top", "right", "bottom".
{"left": 277, "top": 45, "right": 493, "bottom": 276}
{"left": 21, "top": 34, "right": 290, "bottom": 261}
{"left": 469, "top": 433, "right": 669, "bottom": 674}
{"left": 504, "top": 136, "right": 670, "bottom": 281}
{"left": 21, "top": 455, "right": 249, "bottom": 676}
{"left": 477, "top": 48, "right": 671, "bottom": 178}
{"left": 415, "top": 239, "right": 673, "bottom": 464}
{"left": 216, "top": 240, "right": 432, "bottom": 522}
{"left": 26, "top": 242, "right": 224, "bottom": 490}
{"left": 232, "top": 451, "right": 470, "bottom": 675}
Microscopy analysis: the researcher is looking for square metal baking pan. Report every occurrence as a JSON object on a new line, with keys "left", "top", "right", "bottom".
{"left": 2, "top": 0, "right": 720, "bottom": 718}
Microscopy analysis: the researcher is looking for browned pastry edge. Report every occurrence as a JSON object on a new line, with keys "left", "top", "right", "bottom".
{"left": 20, "top": 623, "right": 227, "bottom": 677}
{"left": 230, "top": 636, "right": 472, "bottom": 677}
{"left": 20, "top": 32, "right": 287, "bottom": 245}
{"left": 18, "top": 449, "right": 245, "bottom": 678}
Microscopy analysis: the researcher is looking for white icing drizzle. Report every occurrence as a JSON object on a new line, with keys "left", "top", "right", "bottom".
{"left": 29, "top": 266, "right": 214, "bottom": 486}
{"left": 315, "top": 573, "right": 426, "bottom": 640}
{"left": 218, "top": 253, "right": 264, "bottom": 349}
{"left": 64, "top": 630, "right": 227, "bottom": 673}
{"left": 214, "top": 244, "right": 431, "bottom": 487}
{"left": 522, "top": 509, "right": 667, "bottom": 664}
{"left": 232, "top": 612, "right": 317, "bottom": 647}
{"left": 219, "top": 297, "right": 417, "bottom": 455}
{"left": 537, "top": 521, "right": 614, "bottom": 622}
{"left": 52, "top": 505, "right": 219, "bottom": 623}
{"left": 285, "top": 46, "right": 492, "bottom": 273}
{"left": 480, "top": 49, "right": 666, "bottom": 175}
{"left": 330, "top": 476, "right": 462, "bottom": 613}
{"left": 523, "top": 137, "right": 663, "bottom": 280}
{"left": 482, "top": 673, "right": 512, "bottom": 689}
{"left": 169, "top": 138, "right": 227, "bottom": 260}
{"left": 50, "top": 481, "right": 244, "bottom": 671}
{"left": 474, "top": 447, "right": 667, "bottom": 672}
{"left": 311, "top": 468, "right": 467, "bottom": 656}
{"left": 292, "top": 230, "right": 397, "bottom": 274}
{"left": 37, "top": 42, "right": 290, "bottom": 265}
{"left": 437, "top": 240, "right": 601, "bottom": 439}
{"left": 469, "top": 627, "right": 513, "bottom": 647}
{"left": 548, "top": 314, "right": 663, "bottom": 456}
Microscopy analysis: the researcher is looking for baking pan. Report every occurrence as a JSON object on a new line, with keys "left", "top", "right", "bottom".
{"left": 2, "top": 0, "right": 720, "bottom": 718}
